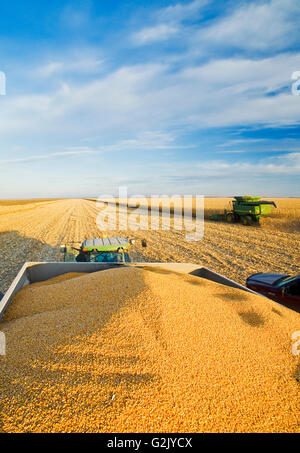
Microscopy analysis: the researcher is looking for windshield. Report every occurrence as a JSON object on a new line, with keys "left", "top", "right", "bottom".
{"left": 88, "top": 252, "right": 130, "bottom": 263}
{"left": 276, "top": 276, "right": 296, "bottom": 286}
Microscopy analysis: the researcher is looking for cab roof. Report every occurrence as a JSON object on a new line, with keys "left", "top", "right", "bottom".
{"left": 82, "top": 237, "right": 130, "bottom": 252}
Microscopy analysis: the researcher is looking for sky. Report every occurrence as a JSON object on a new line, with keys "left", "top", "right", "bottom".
{"left": 0, "top": 0, "right": 300, "bottom": 198}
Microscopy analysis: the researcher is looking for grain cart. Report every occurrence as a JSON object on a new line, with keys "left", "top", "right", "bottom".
{"left": 210, "top": 196, "right": 277, "bottom": 225}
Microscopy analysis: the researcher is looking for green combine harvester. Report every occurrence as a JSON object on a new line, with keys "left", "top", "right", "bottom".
{"left": 210, "top": 196, "right": 277, "bottom": 226}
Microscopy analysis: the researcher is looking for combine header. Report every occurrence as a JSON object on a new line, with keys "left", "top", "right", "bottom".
{"left": 210, "top": 196, "right": 277, "bottom": 225}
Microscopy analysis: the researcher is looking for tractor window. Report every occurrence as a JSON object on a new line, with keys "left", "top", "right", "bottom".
{"left": 94, "top": 253, "right": 117, "bottom": 263}
{"left": 94, "top": 254, "right": 105, "bottom": 262}
{"left": 92, "top": 252, "right": 128, "bottom": 263}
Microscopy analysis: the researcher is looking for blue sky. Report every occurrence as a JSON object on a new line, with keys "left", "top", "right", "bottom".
{"left": 0, "top": 0, "right": 300, "bottom": 197}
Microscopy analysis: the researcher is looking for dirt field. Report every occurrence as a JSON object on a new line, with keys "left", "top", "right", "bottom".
{"left": 0, "top": 198, "right": 299, "bottom": 293}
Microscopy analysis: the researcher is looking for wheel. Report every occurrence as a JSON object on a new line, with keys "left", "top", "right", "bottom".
{"left": 241, "top": 215, "right": 253, "bottom": 226}
{"left": 226, "top": 213, "right": 235, "bottom": 223}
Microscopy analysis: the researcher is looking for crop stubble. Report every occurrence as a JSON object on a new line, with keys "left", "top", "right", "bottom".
{"left": 0, "top": 198, "right": 299, "bottom": 292}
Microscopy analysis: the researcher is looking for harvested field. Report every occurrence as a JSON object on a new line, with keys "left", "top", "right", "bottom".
{"left": 0, "top": 198, "right": 299, "bottom": 294}
{"left": 0, "top": 199, "right": 60, "bottom": 207}
{"left": 0, "top": 267, "right": 299, "bottom": 433}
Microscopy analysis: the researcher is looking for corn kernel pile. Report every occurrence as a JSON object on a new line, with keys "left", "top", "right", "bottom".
{"left": 0, "top": 267, "right": 299, "bottom": 433}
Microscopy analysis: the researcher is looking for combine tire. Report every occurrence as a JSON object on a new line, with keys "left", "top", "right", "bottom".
{"left": 226, "top": 213, "right": 235, "bottom": 223}
{"left": 241, "top": 216, "right": 253, "bottom": 226}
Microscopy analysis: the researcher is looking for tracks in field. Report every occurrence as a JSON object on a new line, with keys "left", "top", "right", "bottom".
{"left": 0, "top": 198, "right": 299, "bottom": 292}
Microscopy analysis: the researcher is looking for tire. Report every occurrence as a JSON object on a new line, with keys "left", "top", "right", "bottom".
{"left": 241, "top": 215, "right": 252, "bottom": 226}
{"left": 226, "top": 213, "right": 235, "bottom": 223}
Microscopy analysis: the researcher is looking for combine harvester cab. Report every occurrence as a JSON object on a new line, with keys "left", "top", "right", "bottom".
{"left": 210, "top": 196, "right": 277, "bottom": 226}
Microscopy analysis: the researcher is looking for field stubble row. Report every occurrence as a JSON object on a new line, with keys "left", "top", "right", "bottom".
{"left": 0, "top": 198, "right": 299, "bottom": 293}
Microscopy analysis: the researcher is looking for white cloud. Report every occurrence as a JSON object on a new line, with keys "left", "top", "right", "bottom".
{"left": 132, "top": 0, "right": 209, "bottom": 45}
{"left": 131, "top": 0, "right": 300, "bottom": 52}
{"left": 39, "top": 62, "right": 64, "bottom": 77}
{"left": 37, "top": 57, "right": 103, "bottom": 77}
{"left": 2, "top": 3, "right": 299, "bottom": 142}
{"left": 160, "top": 152, "right": 300, "bottom": 180}
{"left": 174, "top": 53, "right": 300, "bottom": 127}
{"left": 218, "top": 139, "right": 268, "bottom": 147}
{"left": 0, "top": 149, "right": 98, "bottom": 166}
{"left": 158, "top": 0, "right": 209, "bottom": 22}
{"left": 1, "top": 53, "right": 300, "bottom": 143}
{"left": 1, "top": 0, "right": 300, "bottom": 196}
{"left": 132, "top": 24, "right": 179, "bottom": 45}
{"left": 194, "top": 152, "right": 300, "bottom": 176}
{"left": 109, "top": 131, "right": 175, "bottom": 150}
{"left": 102, "top": 152, "right": 300, "bottom": 196}
{"left": 195, "top": 0, "right": 300, "bottom": 53}
{"left": 0, "top": 132, "right": 185, "bottom": 168}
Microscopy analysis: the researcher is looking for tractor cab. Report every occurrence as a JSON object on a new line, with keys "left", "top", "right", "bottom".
{"left": 60, "top": 238, "right": 132, "bottom": 263}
